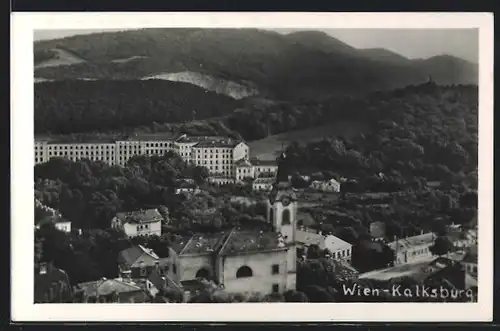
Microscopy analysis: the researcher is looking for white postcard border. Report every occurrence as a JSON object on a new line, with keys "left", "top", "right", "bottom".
{"left": 11, "top": 12, "right": 494, "bottom": 322}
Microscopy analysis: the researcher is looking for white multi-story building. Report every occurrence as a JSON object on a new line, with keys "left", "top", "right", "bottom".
{"left": 34, "top": 133, "right": 178, "bottom": 166}
{"left": 235, "top": 158, "right": 278, "bottom": 182}
{"left": 34, "top": 133, "right": 260, "bottom": 183}
{"left": 111, "top": 208, "right": 164, "bottom": 238}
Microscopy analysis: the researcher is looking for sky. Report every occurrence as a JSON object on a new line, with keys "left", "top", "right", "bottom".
{"left": 34, "top": 28, "right": 479, "bottom": 63}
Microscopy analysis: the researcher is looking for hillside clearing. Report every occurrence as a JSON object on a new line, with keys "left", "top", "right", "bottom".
{"left": 248, "top": 121, "right": 369, "bottom": 161}
{"left": 35, "top": 48, "right": 86, "bottom": 69}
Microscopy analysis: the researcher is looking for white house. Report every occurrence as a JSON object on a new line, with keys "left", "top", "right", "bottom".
{"left": 388, "top": 232, "right": 435, "bottom": 265}
{"left": 310, "top": 178, "right": 341, "bottom": 193}
{"left": 324, "top": 235, "right": 353, "bottom": 264}
{"left": 111, "top": 209, "right": 163, "bottom": 238}
{"left": 252, "top": 177, "right": 275, "bottom": 191}
{"left": 54, "top": 220, "right": 72, "bottom": 233}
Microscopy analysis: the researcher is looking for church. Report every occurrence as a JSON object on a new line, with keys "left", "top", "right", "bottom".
{"left": 170, "top": 153, "right": 299, "bottom": 295}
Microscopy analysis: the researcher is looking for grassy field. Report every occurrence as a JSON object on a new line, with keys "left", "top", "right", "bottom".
{"left": 248, "top": 120, "right": 369, "bottom": 161}
{"left": 35, "top": 48, "right": 86, "bottom": 69}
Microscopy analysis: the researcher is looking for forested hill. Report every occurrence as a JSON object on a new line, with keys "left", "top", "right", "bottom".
{"left": 34, "top": 80, "right": 242, "bottom": 135}
{"left": 34, "top": 28, "right": 478, "bottom": 100}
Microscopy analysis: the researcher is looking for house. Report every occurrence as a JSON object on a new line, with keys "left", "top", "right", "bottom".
{"left": 461, "top": 246, "right": 478, "bottom": 276}
{"left": 208, "top": 176, "right": 235, "bottom": 186}
{"left": 34, "top": 262, "right": 73, "bottom": 303}
{"left": 111, "top": 209, "right": 163, "bottom": 238}
{"left": 251, "top": 158, "right": 279, "bottom": 178}
{"left": 295, "top": 228, "right": 326, "bottom": 253}
{"left": 36, "top": 214, "right": 72, "bottom": 233}
{"left": 54, "top": 218, "right": 72, "bottom": 233}
{"left": 388, "top": 232, "right": 435, "bottom": 265}
{"left": 34, "top": 199, "right": 72, "bottom": 233}
{"left": 324, "top": 234, "right": 353, "bottom": 264}
{"left": 235, "top": 158, "right": 278, "bottom": 182}
{"left": 310, "top": 178, "right": 341, "bottom": 193}
{"left": 74, "top": 278, "right": 150, "bottom": 303}
{"left": 359, "top": 256, "right": 465, "bottom": 289}
{"left": 252, "top": 177, "right": 274, "bottom": 191}
{"left": 175, "top": 182, "right": 200, "bottom": 195}
{"left": 117, "top": 244, "right": 180, "bottom": 285}
{"left": 446, "top": 225, "right": 477, "bottom": 249}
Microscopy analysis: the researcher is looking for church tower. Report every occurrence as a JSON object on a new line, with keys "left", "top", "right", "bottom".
{"left": 266, "top": 151, "right": 297, "bottom": 290}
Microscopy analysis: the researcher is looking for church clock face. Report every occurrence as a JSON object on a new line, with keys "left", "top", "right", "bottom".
{"left": 282, "top": 196, "right": 291, "bottom": 207}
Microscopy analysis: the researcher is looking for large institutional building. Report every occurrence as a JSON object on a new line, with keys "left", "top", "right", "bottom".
{"left": 34, "top": 133, "right": 277, "bottom": 182}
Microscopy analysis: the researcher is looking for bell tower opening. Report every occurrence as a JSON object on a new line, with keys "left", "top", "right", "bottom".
{"left": 282, "top": 209, "right": 291, "bottom": 225}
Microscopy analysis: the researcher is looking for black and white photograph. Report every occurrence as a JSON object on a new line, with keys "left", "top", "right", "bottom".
{"left": 11, "top": 12, "right": 493, "bottom": 322}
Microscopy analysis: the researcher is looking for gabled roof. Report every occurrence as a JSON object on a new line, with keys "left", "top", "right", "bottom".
{"left": 115, "top": 209, "right": 163, "bottom": 224}
{"left": 147, "top": 268, "right": 166, "bottom": 290}
{"left": 324, "top": 234, "right": 352, "bottom": 252}
{"left": 295, "top": 230, "right": 325, "bottom": 248}
{"left": 234, "top": 158, "right": 253, "bottom": 167}
{"left": 297, "top": 212, "right": 317, "bottom": 227}
{"left": 118, "top": 245, "right": 160, "bottom": 267}
{"left": 76, "top": 278, "right": 144, "bottom": 297}
{"left": 388, "top": 232, "right": 435, "bottom": 251}
{"left": 251, "top": 159, "right": 278, "bottom": 167}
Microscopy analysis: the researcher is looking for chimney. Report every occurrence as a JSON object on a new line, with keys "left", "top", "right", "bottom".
{"left": 421, "top": 229, "right": 424, "bottom": 235}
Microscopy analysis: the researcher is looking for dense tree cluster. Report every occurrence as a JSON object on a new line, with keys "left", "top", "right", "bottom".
{"left": 34, "top": 152, "right": 270, "bottom": 232}
{"left": 35, "top": 223, "right": 175, "bottom": 285}
{"left": 34, "top": 80, "right": 241, "bottom": 134}
{"left": 283, "top": 83, "right": 478, "bottom": 185}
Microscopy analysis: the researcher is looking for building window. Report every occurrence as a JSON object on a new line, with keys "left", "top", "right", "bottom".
{"left": 272, "top": 264, "right": 279, "bottom": 275}
{"left": 272, "top": 284, "right": 279, "bottom": 293}
{"left": 172, "top": 264, "right": 177, "bottom": 274}
{"left": 282, "top": 209, "right": 291, "bottom": 225}
{"left": 236, "top": 266, "right": 253, "bottom": 278}
{"left": 196, "top": 268, "right": 211, "bottom": 280}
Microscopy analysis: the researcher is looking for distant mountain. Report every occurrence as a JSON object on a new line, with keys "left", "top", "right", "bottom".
{"left": 34, "top": 28, "right": 478, "bottom": 100}
{"left": 284, "top": 30, "right": 359, "bottom": 56}
{"left": 360, "top": 48, "right": 410, "bottom": 64}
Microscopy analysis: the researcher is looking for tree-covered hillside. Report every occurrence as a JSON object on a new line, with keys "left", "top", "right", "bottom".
{"left": 34, "top": 80, "right": 242, "bottom": 134}
{"left": 34, "top": 28, "right": 478, "bottom": 100}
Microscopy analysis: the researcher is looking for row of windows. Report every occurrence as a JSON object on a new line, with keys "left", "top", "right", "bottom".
{"left": 194, "top": 148, "right": 233, "bottom": 153}
{"left": 47, "top": 145, "right": 114, "bottom": 150}
{"left": 334, "top": 249, "right": 351, "bottom": 259}
{"left": 196, "top": 160, "right": 232, "bottom": 166}
{"left": 194, "top": 154, "right": 232, "bottom": 159}
{"left": 410, "top": 247, "right": 430, "bottom": 256}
